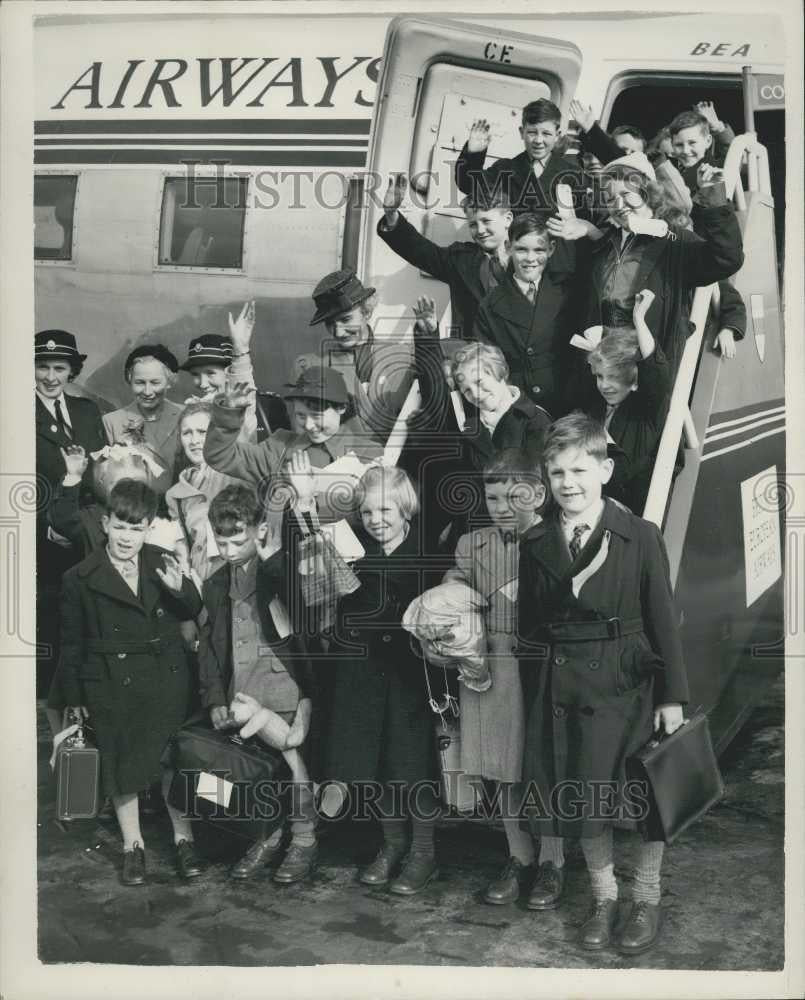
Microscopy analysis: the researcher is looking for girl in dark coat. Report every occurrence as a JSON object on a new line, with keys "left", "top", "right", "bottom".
{"left": 59, "top": 479, "right": 204, "bottom": 886}
{"left": 547, "top": 153, "right": 744, "bottom": 381}
{"left": 321, "top": 465, "right": 442, "bottom": 896}
{"left": 578, "top": 289, "right": 672, "bottom": 515}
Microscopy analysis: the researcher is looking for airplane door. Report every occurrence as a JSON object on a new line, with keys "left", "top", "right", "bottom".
{"left": 359, "top": 16, "right": 582, "bottom": 339}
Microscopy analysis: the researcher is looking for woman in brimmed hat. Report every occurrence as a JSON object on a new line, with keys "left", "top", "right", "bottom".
{"left": 35, "top": 329, "right": 108, "bottom": 699}
{"left": 290, "top": 268, "right": 415, "bottom": 442}
{"left": 102, "top": 344, "right": 183, "bottom": 492}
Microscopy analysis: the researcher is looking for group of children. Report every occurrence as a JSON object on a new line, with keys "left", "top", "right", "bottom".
{"left": 36, "top": 91, "right": 747, "bottom": 958}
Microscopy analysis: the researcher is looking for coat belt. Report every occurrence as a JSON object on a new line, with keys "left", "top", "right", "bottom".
{"left": 86, "top": 637, "right": 185, "bottom": 655}
{"left": 542, "top": 617, "right": 645, "bottom": 641}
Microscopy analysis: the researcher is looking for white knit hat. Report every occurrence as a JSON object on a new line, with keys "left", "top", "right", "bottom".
{"left": 602, "top": 151, "right": 656, "bottom": 182}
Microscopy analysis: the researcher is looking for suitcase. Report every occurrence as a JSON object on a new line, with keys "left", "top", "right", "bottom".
{"left": 164, "top": 716, "right": 291, "bottom": 841}
{"left": 55, "top": 724, "right": 101, "bottom": 820}
{"left": 626, "top": 712, "right": 725, "bottom": 844}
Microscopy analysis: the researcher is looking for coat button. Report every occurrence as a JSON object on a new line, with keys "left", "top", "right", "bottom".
{"left": 122, "top": 676, "right": 131, "bottom": 686}
{"left": 117, "top": 653, "right": 127, "bottom": 660}
{"left": 170, "top": 665, "right": 178, "bottom": 673}
{"left": 589, "top": 659, "right": 600, "bottom": 670}
{"left": 382, "top": 634, "right": 392, "bottom": 643}
{"left": 554, "top": 655, "right": 566, "bottom": 666}
{"left": 113, "top": 625, "right": 121, "bottom": 632}
{"left": 526, "top": 347, "right": 534, "bottom": 355}
{"left": 156, "top": 608, "right": 165, "bottom": 618}
{"left": 553, "top": 705, "right": 566, "bottom": 719}
{"left": 531, "top": 385, "right": 541, "bottom": 394}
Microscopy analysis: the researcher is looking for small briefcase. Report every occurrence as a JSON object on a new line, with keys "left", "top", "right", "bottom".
{"left": 55, "top": 723, "right": 101, "bottom": 821}
{"left": 164, "top": 716, "right": 291, "bottom": 840}
{"left": 626, "top": 712, "right": 724, "bottom": 844}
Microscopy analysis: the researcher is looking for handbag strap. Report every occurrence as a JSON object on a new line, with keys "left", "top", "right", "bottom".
{"left": 420, "top": 652, "right": 459, "bottom": 731}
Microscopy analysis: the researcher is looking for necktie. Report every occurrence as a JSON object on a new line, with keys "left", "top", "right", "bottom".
{"left": 569, "top": 523, "right": 589, "bottom": 562}
{"left": 500, "top": 529, "right": 517, "bottom": 546}
{"left": 526, "top": 282, "right": 537, "bottom": 304}
{"left": 54, "top": 399, "right": 71, "bottom": 438}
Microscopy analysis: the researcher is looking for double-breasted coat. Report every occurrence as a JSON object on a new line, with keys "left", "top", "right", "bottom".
{"left": 444, "top": 526, "right": 526, "bottom": 783}
{"left": 59, "top": 544, "right": 202, "bottom": 797}
{"left": 324, "top": 525, "right": 439, "bottom": 790}
{"left": 473, "top": 269, "right": 582, "bottom": 416}
{"left": 517, "top": 501, "right": 690, "bottom": 838}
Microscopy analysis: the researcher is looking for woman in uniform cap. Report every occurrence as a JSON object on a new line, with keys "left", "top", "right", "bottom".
{"left": 102, "top": 344, "right": 183, "bottom": 493}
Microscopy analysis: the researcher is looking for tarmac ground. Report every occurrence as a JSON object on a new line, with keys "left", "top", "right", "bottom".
{"left": 37, "top": 672, "right": 784, "bottom": 970}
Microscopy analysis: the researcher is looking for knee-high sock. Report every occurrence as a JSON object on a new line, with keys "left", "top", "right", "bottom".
{"left": 581, "top": 828, "right": 617, "bottom": 901}
{"left": 632, "top": 839, "right": 664, "bottom": 904}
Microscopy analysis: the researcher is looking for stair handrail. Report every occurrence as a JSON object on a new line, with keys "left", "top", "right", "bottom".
{"left": 642, "top": 134, "right": 771, "bottom": 542}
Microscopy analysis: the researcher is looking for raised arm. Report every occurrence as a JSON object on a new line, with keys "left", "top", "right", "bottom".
{"left": 202, "top": 389, "right": 281, "bottom": 485}
{"left": 682, "top": 170, "right": 744, "bottom": 287}
{"left": 377, "top": 175, "right": 456, "bottom": 283}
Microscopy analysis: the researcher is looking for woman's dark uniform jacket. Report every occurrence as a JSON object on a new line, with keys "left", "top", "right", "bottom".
{"left": 324, "top": 523, "right": 439, "bottom": 791}
{"left": 517, "top": 500, "right": 690, "bottom": 839}
{"left": 58, "top": 544, "right": 202, "bottom": 797}
{"left": 36, "top": 393, "right": 107, "bottom": 696}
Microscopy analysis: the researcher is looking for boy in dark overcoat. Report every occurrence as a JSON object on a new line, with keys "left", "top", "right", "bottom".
{"left": 455, "top": 98, "right": 584, "bottom": 221}
{"left": 473, "top": 214, "right": 581, "bottom": 416}
{"left": 377, "top": 175, "right": 513, "bottom": 339}
{"left": 59, "top": 479, "right": 205, "bottom": 887}
{"left": 517, "top": 413, "right": 689, "bottom": 956}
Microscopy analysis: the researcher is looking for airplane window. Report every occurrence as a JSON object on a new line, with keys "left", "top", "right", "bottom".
{"left": 34, "top": 175, "right": 77, "bottom": 261}
{"left": 158, "top": 176, "right": 248, "bottom": 270}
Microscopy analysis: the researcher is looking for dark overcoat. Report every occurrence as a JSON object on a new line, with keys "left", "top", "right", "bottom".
{"left": 576, "top": 346, "right": 672, "bottom": 515}
{"left": 473, "top": 268, "right": 581, "bottom": 416}
{"left": 37, "top": 393, "right": 107, "bottom": 697}
{"left": 324, "top": 525, "right": 439, "bottom": 789}
{"left": 455, "top": 144, "right": 585, "bottom": 220}
{"left": 581, "top": 183, "right": 744, "bottom": 379}
{"left": 517, "top": 500, "right": 689, "bottom": 838}
{"left": 36, "top": 393, "right": 106, "bottom": 573}
{"left": 58, "top": 544, "right": 202, "bottom": 797}
{"left": 376, "top": 212, "right": 503, "bottom": 340}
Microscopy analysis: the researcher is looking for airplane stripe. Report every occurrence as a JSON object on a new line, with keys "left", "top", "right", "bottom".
{"left": 34, "top": 148, "right": 368, "bottom": 166}
{"left": 700, "top": 425, "right": 785, "bottom": 462}
{"left": 703, "top": 413, "right": 786, "bottom": 446}
{"left": 35, "top": 118, "right": 371, "bottom": 135}
{"left": 35, "top": 137, "right": 368, "bottom": 147}
{"left": 705, "top": 404, "right": 786, "bottom": 436}
{"left": 705, "top": 397, "right": 786, "bottom": 432}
